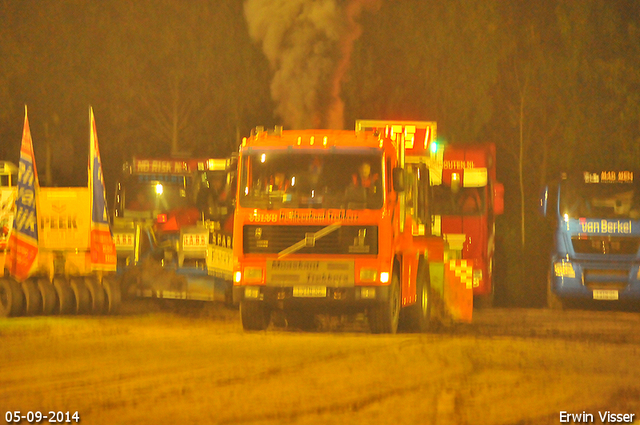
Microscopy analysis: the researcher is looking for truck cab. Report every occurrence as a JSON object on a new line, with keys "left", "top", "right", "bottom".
{"left": 542, "top": 170, "right": 640, "bottom": 307}
{"left": 233, "top": 123, "right": 474, "bottom": 333}
{"left": 428, "top": 143, "right": 504, "bottom": 306}
{"left": 112, "top": 157, "right": 236, "bottom": 303}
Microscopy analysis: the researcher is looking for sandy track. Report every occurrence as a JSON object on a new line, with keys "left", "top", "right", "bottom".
{"left": 1, "top": 304, "right": 639, "bottom": 425}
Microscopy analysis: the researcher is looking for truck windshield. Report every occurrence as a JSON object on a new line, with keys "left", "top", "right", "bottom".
{"left": 560, "top": 179, "right": 640, "bottom": 220}
{"left": 431, "top": 186, "right": 485, "bottom": 216}
{"left": 123, "top": 181, "right": 190, "bottom": 216}
{"left": 239, "top": 150, "right": 383, "bottom": 210}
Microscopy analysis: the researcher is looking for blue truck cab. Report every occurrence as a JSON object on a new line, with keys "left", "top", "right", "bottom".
{"left": 541, "top": 170, "right": 640, "bottom": 307}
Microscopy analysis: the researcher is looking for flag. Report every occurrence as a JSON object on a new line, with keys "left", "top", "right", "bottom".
{"left": 7, "top": 106, "right": 39, "bottom": 281}
{"left": 89, "top": 107, "right": 117, "bottom": 271}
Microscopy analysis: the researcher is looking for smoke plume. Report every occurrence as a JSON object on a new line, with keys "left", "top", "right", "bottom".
{"left": 244, "top": 0, "right": 380, "bottom": 130}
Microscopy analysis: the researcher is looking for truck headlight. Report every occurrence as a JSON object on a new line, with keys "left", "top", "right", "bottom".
{"left": 245, "top": 287, "right": 261, "bottom": 299}
{"left": 472, "top": 269, "right": 482, "bottom": 287}
{"left": 554, "top": 260, "right": 575, "bottom": 278}
{"left": 380, "top": 272, "right": 390, "bottom": 283}
{"left": 359, "top": 268, "right": 377, "bottom": 282}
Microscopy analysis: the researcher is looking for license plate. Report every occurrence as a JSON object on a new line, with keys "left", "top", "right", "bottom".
{"left": 293, "top": 286, "right": 327, "bottom": 298}
{"left": 592, "top": 289, "right": 619, "bottom": 300}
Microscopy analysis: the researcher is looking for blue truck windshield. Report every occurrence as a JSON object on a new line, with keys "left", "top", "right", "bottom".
{"left": 239, "top": 151, "right": 383, "bottom": 210}
{"left": 560, "top": 178, "right": 640, "bottom": 220}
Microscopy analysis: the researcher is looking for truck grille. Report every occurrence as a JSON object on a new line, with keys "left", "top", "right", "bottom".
{"left": 571, "top": 237, "right": 640, "bottom": 255}
{"left": 243, "top": 225, "right": 378, "bottom": 255}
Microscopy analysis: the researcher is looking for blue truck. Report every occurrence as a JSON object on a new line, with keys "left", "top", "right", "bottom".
{"left": 541, "top": 170, "right": 640, "bottom": 308}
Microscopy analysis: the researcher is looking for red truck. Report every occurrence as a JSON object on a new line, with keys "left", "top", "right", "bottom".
{"left": 428, "top": 142, "right": 504, "bottom": 306}
{"left": 354, "top": 123, "right": 504, "bottom": 306}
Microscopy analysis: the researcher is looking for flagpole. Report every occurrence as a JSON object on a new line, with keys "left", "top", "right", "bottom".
{"left": 89, "top": 106, "right": 93, "bottom": 219}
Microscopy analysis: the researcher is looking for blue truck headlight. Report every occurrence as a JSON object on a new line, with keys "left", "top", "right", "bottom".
{"left": 554, "top": 260, "right": 575, "bottom": 278}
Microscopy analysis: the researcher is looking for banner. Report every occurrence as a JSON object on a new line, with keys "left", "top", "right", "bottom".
{"left": 89, "top": 107, "right": 117, "bottom": 271}
{"left": 7, "top": 107, "right": 39, "bottom": 281}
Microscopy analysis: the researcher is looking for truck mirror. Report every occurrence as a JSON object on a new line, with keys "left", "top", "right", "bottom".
{"left": 539, "top": 185, "right": 549, "bottom": 217}
{"left": 493, "top": 182, "right": 504, "bottom": 215}
{"left": 392, "top": 168, "right": 405, "bottom": 192}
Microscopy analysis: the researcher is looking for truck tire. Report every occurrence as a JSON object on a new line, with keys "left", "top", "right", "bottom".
{"left": 21, "top": 279, "right": 43, "bottom": 316}
{"left": 70, "top": 277, "right": 92, "bottom": 315}
{"left": 102, "top": 276, "right": 122, "bottom": 315}
{"left": 0, "top": 277, "right": 25, "bottom": 317}
{"left": 53, "top": 278, "right": 76, "bottom": 315}
{"left": 368, "top": 271, "right": 400, "bottom": 334}
{"left": 84, "top": 277, "right": 105, "bottom": 314}
{"left": 547, "top": 270, "right": 564, "bottom": 310}
{"left": 240, "top": 301, "right": 270, "bottom": 331}
{"left": 401, "top": 263, "right": 432, "bottom": 332}
{"left": 37, "top": 278, "right": 58, "bottom": 315}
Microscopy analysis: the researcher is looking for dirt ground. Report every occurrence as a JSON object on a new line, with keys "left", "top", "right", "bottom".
{"left": 1, "top": 302, "right": 639, "bottom": 425}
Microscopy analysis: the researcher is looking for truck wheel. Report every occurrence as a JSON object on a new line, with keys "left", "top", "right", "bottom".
{"left": 37, "top": 278, "right": 58, "bottom": 315}
{"left": 70, "top": 277, "right": 92, "bottom": 315}
{"left": 401, "top": 263, "right": 432, "bottom": 332}
{"left": 102, "top": 276, "right": 122, "bottom": 315}
{"left": 84, "top": 277, "right": 105, "bottom": 314}
{"left": 53, "top": 278, "right": 76, "bottom": 315}
{"left": 21, "top": 279, "right": 43, "bottom": 316}
{"left": 547, "top": 270, "right": 564, "bottom": 310}
{"left": 240, "top": 301, "right": 270, "bottom": 331}
{"left": 0, "top": 277, "right": 25, "bottom": 317}
{"left": 368, "top": 271, "right": 400, "bottom": 334}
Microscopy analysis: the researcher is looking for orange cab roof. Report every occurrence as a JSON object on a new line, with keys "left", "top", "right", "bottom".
{"left": 241, "top": 129, "right": 386, "bottom": 151}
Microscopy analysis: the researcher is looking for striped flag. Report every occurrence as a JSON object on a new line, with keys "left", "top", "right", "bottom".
{"left": 7, "top": 107, "right": 39, "bottom": 281}
{"left": 88, "top": 107, "right": 116, "bottom": 271}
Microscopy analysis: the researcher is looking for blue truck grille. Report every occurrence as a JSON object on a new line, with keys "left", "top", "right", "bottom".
{"left": 572, "top": 237, "right": 640, "bottom": 255}
{"left": 243, "top": 225, "right": 378, "bottom": 255}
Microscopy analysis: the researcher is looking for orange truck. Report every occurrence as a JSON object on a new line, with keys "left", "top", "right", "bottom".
{"left": 232, "top": 122, "right": 475, "bottom": 332}
{"left": 361, "top": 127, "right": 504, "bottom": 306}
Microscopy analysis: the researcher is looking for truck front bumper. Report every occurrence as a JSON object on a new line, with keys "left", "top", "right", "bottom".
{"left": 550, "top": 259, "right": 640, "bottom": 301}
{"left": 233, "top": 285, "right": 390, "bottom": 312}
